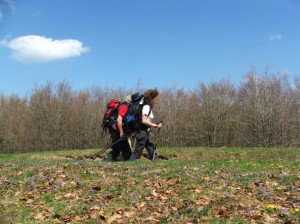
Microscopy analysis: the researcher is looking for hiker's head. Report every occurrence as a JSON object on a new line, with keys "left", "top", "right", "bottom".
{"left": 143, "top": 89, "right": 159, "bottom": 105}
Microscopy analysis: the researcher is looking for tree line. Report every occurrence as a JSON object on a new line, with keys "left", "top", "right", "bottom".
{"left": 1, "top": 70, "right": 300, "bottom": 153}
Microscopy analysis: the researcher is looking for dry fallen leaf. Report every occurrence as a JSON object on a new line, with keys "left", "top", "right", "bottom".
{"left": 151, "top": 189, "right": 158, "bottom": 197}
{"left": 107, "top": 214, "right": 122, "bottom": 224}
{"left": 35, "top": 213, "right": 45, "bottom": 220}
{"left": 263, "top": 213, "right": 277, "bottom": 224}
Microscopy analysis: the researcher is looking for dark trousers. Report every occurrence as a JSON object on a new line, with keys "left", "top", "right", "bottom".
{"left": 105, "top": 132, "right": 132, "bottom": 161}
{"left": 129, "top": 130, "right": 155, "bottom": 160}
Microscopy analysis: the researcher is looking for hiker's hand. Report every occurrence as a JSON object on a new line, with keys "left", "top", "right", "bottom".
{"left": 120, "top": 133, "right": 127, "bottom": 140}
{"left": 156, "top": 123, "right": 163, "bottom": 129}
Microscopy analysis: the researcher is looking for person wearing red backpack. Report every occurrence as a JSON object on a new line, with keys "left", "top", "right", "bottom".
{"left": 129, "top": 89, "right": 163, "bottom": 161}
{"left": 103, "top": 95, "right": 132, "bottom": 161}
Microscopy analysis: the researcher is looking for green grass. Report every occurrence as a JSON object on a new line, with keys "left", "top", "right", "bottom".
{"left": 0, "top": 147, "right": 299, "bottom": 223}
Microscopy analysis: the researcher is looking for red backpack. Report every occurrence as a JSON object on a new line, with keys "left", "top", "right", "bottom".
{"left": 102, "top": 99, "right": 126, "bottom": 134}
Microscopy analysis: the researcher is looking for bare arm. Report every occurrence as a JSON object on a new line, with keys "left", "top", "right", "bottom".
{"left": 142, "top": 114, "right": 163, "bottom": 128}
{"left": 117, "top": 115, "right": 124, "bottom": 137}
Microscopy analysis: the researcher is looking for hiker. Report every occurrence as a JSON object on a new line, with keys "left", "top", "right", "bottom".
{"left": 129, "top": 89, "right": 163, "bottom": 161}
{"left": 103, "top": 95, "right": 132, "bottom": 161}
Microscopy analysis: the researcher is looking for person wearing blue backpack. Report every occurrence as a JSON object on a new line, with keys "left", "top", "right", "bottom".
{"left": 129, "top": 89, "right": 163, "bottom": 161}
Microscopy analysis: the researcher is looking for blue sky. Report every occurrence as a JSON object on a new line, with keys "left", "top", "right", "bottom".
{"left": 0, "top": 0, "right": 299, "bottom": 97}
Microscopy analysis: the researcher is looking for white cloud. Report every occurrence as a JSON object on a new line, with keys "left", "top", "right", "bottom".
{"left": 1, "top": 35, "right": 90, "bottom": 63}
{"left": 269, "top": 34, "right": 283, "bottom": 41}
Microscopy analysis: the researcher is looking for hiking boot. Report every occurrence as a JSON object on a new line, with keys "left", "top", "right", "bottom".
{"left": 103, "top": 154, "right": 113, "bottom": 162}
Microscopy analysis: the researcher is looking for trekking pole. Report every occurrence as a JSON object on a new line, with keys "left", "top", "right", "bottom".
{"left": 97, "top": 138, "right": 122, "bottom": 156}
{"left": 152, "top": 122, "right": 162, "bottom": 161}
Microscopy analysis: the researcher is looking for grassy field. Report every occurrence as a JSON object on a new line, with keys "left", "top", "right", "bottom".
{"left": 0, "top": 147, "right": 299, "bottom": 223}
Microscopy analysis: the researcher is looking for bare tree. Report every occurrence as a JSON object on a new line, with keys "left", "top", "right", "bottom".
{"left": 0, "top": 94, "right": 6, "bottom": 152}
{"left": 156, "top": 88, "right": 191, "bottom": 147}
{"left": 1, "top": 72, "right": 300, "bottom": 153}
{"left": 195, "top": 80, "right": 236, "bottom": 147}
{"left": 26, "top": 82, "right": 55, "bottom": 150}
{"left": 0, "top": 94, "right": 27, "bottom": 153}
{"left": 288, "top": 77, "right": 300, "bottom": 146}
{"left": 237, "top": 70, "right": 291, "bottom": 147}
{"left": 52, "top": 81, "right": 74, "bottom": 149}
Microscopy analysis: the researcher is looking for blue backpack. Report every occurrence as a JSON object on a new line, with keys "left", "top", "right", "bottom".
{"left": 124, "top": 92, "right": 151, "bottom": 136}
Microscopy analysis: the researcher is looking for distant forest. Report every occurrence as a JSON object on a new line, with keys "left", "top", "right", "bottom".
{"left": 1, "top": 69, "right": 300, "bottom": 153}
